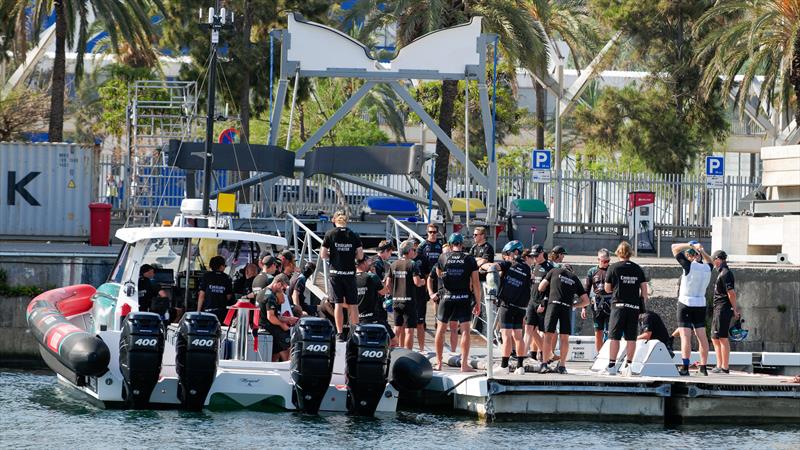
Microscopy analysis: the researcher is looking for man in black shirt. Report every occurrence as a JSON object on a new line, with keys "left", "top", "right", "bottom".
{"left": 584, "top": 248, "right": 613, "bottom": 353}
{"left": 495, "top": 240, "right": 531, "bottom": 374}
{"left": 525, "top": 245, "right": 551, "bottom": 361}
{"left": 289, "top": 262, "right": 316, "bottom": 316}
{"left": 356, "top": 256, "right": 396, "bottom": 346}
{"left": 710, "top": 250, "right": 739, "bottom": 374}
{"left": 137, "top": 264, "right": 160, "bottom": 312}
{"left": 258, "top": 274, "right": 296, "bottom": 362}
{"left": 470, "top": 226, "right": 495, "bottom": 276}
{"left": 321, "top": 210, "right": 364, "bottom": 341}
{"left": 435, "top": 233, "right": 481, "bottom": 372}
{"left": 197, "top": 256, "right": 234, "bottom": 323}
{"left": 638, "top": 310, "right": 673, "bottom": 357}
{"left": 252, "top": 255, "right": 279, "bottom": 303}
{"left": 233, "top": 263, "right": 259, "bottom": 297}
{"left": 602, "top": 241, "right": 649, "bottom": 375}
{"left": 415, "top": 224, "right": 443, "bottom": 352}
{"left": 372, "top": 240, "right": 394, "bottom": 281}
{"left": 387, "top": 240, "right": 425, "bottom": 349}
{"left": 537, "top": 265, "right": 589, "bottom": 374}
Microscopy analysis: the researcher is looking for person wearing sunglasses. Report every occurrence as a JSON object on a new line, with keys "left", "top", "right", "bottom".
{"left": 584, "top": 248, "right": 613, "bottom": 354}
{"left": 414, "top": 224, "right": 444, "bottom": 351}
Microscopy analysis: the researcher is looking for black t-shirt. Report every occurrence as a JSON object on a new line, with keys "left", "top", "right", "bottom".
{"left": 388, "top": 258, "right": 419, "bottom": 302}
{"left": 287, "top": 273, "right": 307, "bottom": 307}
{"left": 252, "top": 271, "right": 274, "bottom": 304}
{"left": 258, "top": 288, "right": 284, "bottom": 331}
{"left": 604, "top": 260, "right": 647, "bottom": 304}
{"left": 199, "top": 270, "right": 233, "bottom": 310}
{"left": 416, "top": 240, "right": 443, "bottom": 277}
{"left": 137, "top": 276, "right": 159, "bottom": 311}
{"left": 639, "top": 312, "right": 670, "bottom": 346}
{"left": 322, "top": 227, "right": 362, "bottom": 273}
{"left": 713, "top": 264, "right": 735, "bottom": 307}
{"left": 372, "top": 256, "right": 387, "bottom": 281}
{"left": 531, "top": 260, "right": 555, "bottom": 306}
{"left": 545, "top": 268, "right": 586, "bottom": 307}
{"left": 437, "top": 251, "right": 478, "bottom": 294}
{"left": 498, "top": 258, "right": 532, "bottom": 309}
{"left": 233, "top": 275, "right": 254, "bottom": 297}
{"left": 356, "top": 271, "right": 384, "bottom": 320}
{"left": 676, "top": 252, "right": 713, "bottom": 275}
{"left": 585, "top": 266, "right": 610, "bottom": 298}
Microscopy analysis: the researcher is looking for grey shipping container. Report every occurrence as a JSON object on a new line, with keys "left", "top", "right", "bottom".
{"left": 0, "top": 142, "right": 95, "bottom": 238}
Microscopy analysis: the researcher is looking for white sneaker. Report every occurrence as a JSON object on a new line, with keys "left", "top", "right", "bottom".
{"left": 620, "top": 364, "right": 633, "bottom": 377}
{"left": 514, "top": 366, "right": 526, "bottom": 375}
{"left": 599, "top": 366, "right": 618, "bottom": 376}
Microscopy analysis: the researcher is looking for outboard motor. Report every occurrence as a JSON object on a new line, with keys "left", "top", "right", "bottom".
{"left": 389, "top": 348, "right": 433, "bottom": 392}
{"left": 290, "top": 317, "right": 335, "bottom": 414}
{"left": 345, "top": 324, "right": 390, "bottom": 416}
{"left": 119, "top": 312, "right": 165, "bottom": 408}
{"left": 175, "top": 312, "right": 220, "bottom": 410}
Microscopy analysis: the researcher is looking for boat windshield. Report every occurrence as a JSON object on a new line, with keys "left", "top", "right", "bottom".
{"left": 137, "top": 237, "right": 267, "bottom": 278}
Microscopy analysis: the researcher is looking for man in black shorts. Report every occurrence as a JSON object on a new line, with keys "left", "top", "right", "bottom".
{"left": 537, "top": 265, "right": 590, "bottom": 374}
{"left": 387, "top": 240, "right": 425, "bottom": 349}
{"left": 434, "top": 233, "right": 481, "bottom": 372}
{"left": 638, "top": 310, "right": 673, "bottom": 357}
{"left": 415, "top": 224, "right": 443, "bottom": 352}
{"left": 672, "top": 241, "right": 713, "bottom": 376}
{"left": 584, "top": 248, "right": 613, "bottom": 353}
{"left": 602, "top": 241, "right": 649, "bottom": 375}
{"left": 356, "top": 256, "right": 396, "bottom": 346}
{"left": 320, "top": 210, "right": 364, "bottom": 341}
{"left": 258, "top": 274, "right": 297, "bottom": 361}
{"left": 197, "top": 256, "right": 234, "bottom": 323}
{"left": 288, "top": 262, "right": 316, "bottom": 316}
{"left": 495, "top": 240, "right": 531, "bottom": 374}
{"left": 525, "top": 245, "right": 551, "bottom": 361}
{"left": 711, "top": 250, "right": 739, "bottom": 374}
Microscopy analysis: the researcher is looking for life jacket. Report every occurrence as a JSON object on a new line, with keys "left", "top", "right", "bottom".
{"left": 678, "top": 261, "right": 711, "bottom": 307}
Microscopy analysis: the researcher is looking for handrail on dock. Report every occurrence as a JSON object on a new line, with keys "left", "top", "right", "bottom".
{"left": 386, "top": 215, "right": 425, "bottom": 246}
{"left": 285, "top": 213, "right": 329, "bottom": 298}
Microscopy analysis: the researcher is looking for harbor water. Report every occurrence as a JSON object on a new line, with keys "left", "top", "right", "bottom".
{"left": 1, "top": 370, "right": 798, "bottom": 449}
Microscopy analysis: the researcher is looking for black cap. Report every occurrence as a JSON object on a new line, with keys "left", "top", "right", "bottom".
{"left": 531, "top": 244, "right": 545, "bottom": 256}
{"left": 552, "top": 245, "right": 567, "bottom": 255}
{"left": 711, "top": 250, "right": 728, "bottom": 261}
{"left": 261, "top": 255, "right": 278, "bottom": 267}
{"left": 139, "top": 264, "right": 155, "bottom": 275}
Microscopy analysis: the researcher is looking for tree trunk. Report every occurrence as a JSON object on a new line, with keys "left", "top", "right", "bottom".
{"left": 535, "top": 83, "right": 545, "bottom": 150}
{"left": 48, "top": 0, "right": 66, "bottom": 142}
{"left": 791, "top": 33, "right": 800, "bottom": 126}
{"left": 237, "top": 0, "right": 252, "bottom": 203}
{"left": 434, "top": 79, "right": 458, "bottom": 191}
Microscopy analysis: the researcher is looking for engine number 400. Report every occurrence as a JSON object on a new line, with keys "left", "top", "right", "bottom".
{"left": 361, "top": 350, "right": 384, "bottom": 359}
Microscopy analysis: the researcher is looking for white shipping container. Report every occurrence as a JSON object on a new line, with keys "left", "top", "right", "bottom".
{"left": 0, "top": 142, "right": 95, "bottom": 238}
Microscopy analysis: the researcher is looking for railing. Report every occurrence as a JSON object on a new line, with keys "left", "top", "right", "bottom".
{"left": 285, "top": 213, "right": 329, "bottom": 300}
{"left": 385, "top": 215, "right": 424, "bottom": 246}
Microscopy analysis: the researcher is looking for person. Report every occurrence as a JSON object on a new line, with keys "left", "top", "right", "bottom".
{"left": 549, "top": 246, "right": 567, "bottom": 267}
{"left": 584, "top": 249, "right": 613, "bottom": 353}
{"left": 197, "top": 256, "right": 234, "bottom": 323}
{"left": 537, "top": 265, "right": 590, "bottom": 374}
{"left": 137, "top": 264, "right": 160, "bottom": 312}
{"left": 289, "top": 262, "right": 317, "bottom": 316}
{"left": 602, "top": 241, "right": 649, "bottom": 375}
{"left": 429, "top": 243, "right": 460, "bottom": 352}
{"left": 372, "top": 240, "right": 394, "bottom": 280}
{"left": 494, "top": 240, "right": 531, "bottom": 374}
{"left": 258, "top": 274, "right": 297, "bottom": 361}
{"left": 387, "top": 240, "right": 425, "bottom": 349}
{"left": 638, "top": 310, "right": 673, "bottom": 357}
{"left": 415, "top": 224, "right": 443, "bottom": 352}
{"left": 320, "top": 210, "right": 364, "bottom": 341}
{"left": 356, "top": 256, "right": 396, "bottom": 346}
{"left": 104, "top": 175, "right": 119, "bottom": 207}
{"left": 434, "top": 233, "right": 481, "bottom": 372}
{"left": 470, "top": 226, "right": 495, "bottom": 276}
{"left": 671, "top": 241, "right": 713, "bottom": 376}
{"left": 252, "top": 255, "right": 279, "bottom": 301}
{"left": 233, "top": 263, "right": 259, "bottom": 297}
{"left": 710, "top": 250, "right": 739, "bottom": 374}
{"left": 524, "top": 245, "right": 551, "bottom": 362}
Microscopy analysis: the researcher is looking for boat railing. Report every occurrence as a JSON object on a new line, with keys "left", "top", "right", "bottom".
{"left": 385, "top": 215, "right": 425, "bottom": 246}
{"left": 285, "top": 213, "right": 329, "bottom": 300}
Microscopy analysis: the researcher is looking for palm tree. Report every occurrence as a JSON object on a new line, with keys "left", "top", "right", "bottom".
{"left": 695, "top": 0, "right": 800, "bottom": 127}
{"left": 343, "top": 0, "right": 548, "bottom": 190}
{"left": 21, "top": 0, "right": 164, "bottom": 142}
{"left": 525, "top": 0, "right": 598, "bottom": 152}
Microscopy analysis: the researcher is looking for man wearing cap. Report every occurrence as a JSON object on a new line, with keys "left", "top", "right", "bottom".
{"left": 356, "top": 256, "right": 396, "bottom": 346}
{"left": 253, "top": 255, "right": 279, "bottom": 304}
{"left": 524, "top": 245, "right": 551, "bottom": 362}
{"left": 495, "top": 240, "right": 531, "bottom": 374}
{"left": 671, "top": 241, "right": 714, "bottom": 376}
{"left": 434, "top": 233, "right": 481, "bottom": 372}
{"left": 197, "top": 255, "right": 234, "bottom": 323}
{"left": 710, "top": 250, "right": 738, "bottom": 374}
{"left": 258, "top": 274, "right": 297, "bottom": 362}
{"left": 387, "top": 240, "right": 425, "bottom": 349}
{"left": 584, "top": 248, "right": 613, "bottom": 353}
{"left": 538, "top": 265, "right": 590, "bottom": 374}
{"left": 321, "top": 210, "right": 364, "bottom": 341}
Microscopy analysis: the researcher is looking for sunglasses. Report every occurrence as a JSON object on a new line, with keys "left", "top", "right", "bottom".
{"left": 599, "top": 259, "right": 610, "bottom": 263}
{"left": 427, "top": 230, "right": 437, "bottom": 234}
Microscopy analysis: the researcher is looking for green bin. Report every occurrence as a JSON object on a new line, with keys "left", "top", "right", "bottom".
{"left": 507, "top": 199, "right": 550, "bottom": 249}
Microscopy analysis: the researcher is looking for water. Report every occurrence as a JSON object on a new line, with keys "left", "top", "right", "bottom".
{"left": 1, "top": 370, "right": 798, "bottom": 450}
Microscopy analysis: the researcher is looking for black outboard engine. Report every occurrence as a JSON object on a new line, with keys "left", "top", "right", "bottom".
{"left": 345, "top": 324, "right": 390, "bottom": 416}
{"left": 175, "top": 312, "right": 220, "bottom": 410}
{"left": 119, "top": 312, "right": 165, "bottom": 408}
{"left": 290, "top": 317, "right": 335, "bottom": 414}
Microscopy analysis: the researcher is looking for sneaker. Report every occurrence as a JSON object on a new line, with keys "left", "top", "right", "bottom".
{"left": 620, "top": 364, "right": 632, "bottom": 377}
{"left": 599, "top": 366, "right": 617, "bottom": 376}
{"left": 710, "top": 367, "right": 729, "bottom": 374}
{"left": 538, "top": 362, "right": 553, "bottom": 374}
{"left": 699, "top": 366, "right": 709, "bottom": 376}
{"left": 514, "top": 366, "right": 526, "bottom": 375}
{"left": 556, "top": 365, "right": 568, "bottom": 375}
{"left": 337, "top": 332, "right": 347, "bottom": 342}
{"left": 678, "top": 366, "right": 690, "bottom": 376}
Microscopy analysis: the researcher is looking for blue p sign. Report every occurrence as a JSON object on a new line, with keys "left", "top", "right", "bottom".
{"left": 706, "top": 156, "right": 724, "bottom": 176}
{"left": 532, "top": 150, "right": 552, "bottom": 170}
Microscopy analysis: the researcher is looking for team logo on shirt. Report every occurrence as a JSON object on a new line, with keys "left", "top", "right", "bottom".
{"left": 620, "top": 275, "right": 639, "bottom": 284}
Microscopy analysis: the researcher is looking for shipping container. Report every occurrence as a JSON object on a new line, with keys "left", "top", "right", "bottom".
{"left": 0, "top": 142, "right": 95, "bottom": 238}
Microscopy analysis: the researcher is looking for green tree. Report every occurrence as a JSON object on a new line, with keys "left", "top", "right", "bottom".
{"left": 694, "top": 0, "right": 800, "bottom": 126}
{"left": 16, "top": 0, "right": 164, "bottom": 142}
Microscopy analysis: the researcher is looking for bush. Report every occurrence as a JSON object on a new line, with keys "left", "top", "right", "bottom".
{"left": 0, "top": 269, "right": 47, "bottom": 298}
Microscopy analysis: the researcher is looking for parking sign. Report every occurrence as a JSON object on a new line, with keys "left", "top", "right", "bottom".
{"left": 705, "top": 156, "right": 724, "bottom": 189}
{"left": 532, "top": 150, "right": 552, "bottom": 170}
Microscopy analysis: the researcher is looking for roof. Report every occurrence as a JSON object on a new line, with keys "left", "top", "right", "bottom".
{"left": 115, "top": 226, "right": 287, "bottom": 246}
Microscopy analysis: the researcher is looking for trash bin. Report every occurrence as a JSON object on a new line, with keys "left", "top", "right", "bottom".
{"left": 450, "top": 198, "right": 487, "bottom": 223}
{"left": 89, "top": 202, "right": 112, "bottom": 246}
{"left": 507, "top": 199, "right": 550, "bottom": 249}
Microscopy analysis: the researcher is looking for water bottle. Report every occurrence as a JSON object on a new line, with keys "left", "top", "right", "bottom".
{"left": 383, "top": 297, "right": 393, "bottom": 313}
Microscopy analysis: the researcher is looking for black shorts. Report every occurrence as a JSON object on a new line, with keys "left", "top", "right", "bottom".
{"left": 525, "top": 301, "right": 545, "bottom": 329}
{"left": 437, "top": 293, "right": 472, "bottom": 324}
{"left": 593, "top": 310, "right": 610, "bottom": 331}
{"left": 265, "top": 327, "right": 291, "bottom": 354}
{"left": 711, "top": 304, "right": 733, "bottom": 339}
{"left": 393, "top": 300, "right": 418, "bottom": 328}
{"left": 544, "top": 303, "right": 571, "bottom": 334}
{"left": 677, "top": 303, "right": 706, "bottom": 329}
{"left": 331, "top": 274, "right": 358, "bottom": 305}
{"left": 498, "top": 305, "right": 525, "bottom": 330}
{"left": 609, "top": 302, "right": 640, "bottom": 340}
{"left": 416, "top": 289, "right": 429, "bottom": 327}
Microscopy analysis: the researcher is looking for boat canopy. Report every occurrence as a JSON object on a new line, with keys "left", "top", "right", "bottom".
{"left": 115, "top": 226, "right": 287, "bottom": 247}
